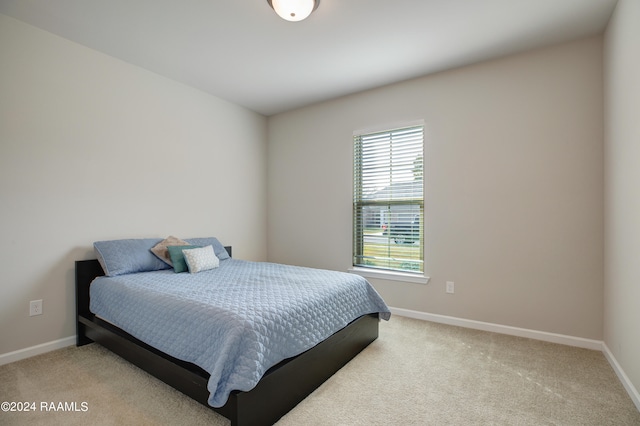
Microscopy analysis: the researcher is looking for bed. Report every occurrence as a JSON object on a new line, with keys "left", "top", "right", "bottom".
{"left": 75, "top": 237, "right": 390, "bottom": 426}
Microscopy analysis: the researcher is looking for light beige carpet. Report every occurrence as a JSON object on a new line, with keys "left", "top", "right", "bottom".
{"left": 1, "top": 316, "right": 639, "bottom": 425}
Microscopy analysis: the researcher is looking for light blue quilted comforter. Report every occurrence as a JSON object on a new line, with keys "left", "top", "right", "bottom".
{"left": 89, "top": 259, "right": 390, "bottom": 407}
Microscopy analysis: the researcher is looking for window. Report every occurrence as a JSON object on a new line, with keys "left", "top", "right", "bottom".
{"left": 353, "top": 125, "right": 424, "bottom": 274}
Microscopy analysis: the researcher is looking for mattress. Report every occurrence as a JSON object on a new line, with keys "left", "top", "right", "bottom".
{"left": 89, "top": 258, "right": 390, "bottom": 407}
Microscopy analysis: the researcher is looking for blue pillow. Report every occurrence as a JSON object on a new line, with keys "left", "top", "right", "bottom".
{"left": 167, "top": 245, "right": 201, "bottom": 273}
{"left": 94, "top": 238, "right": 172, "bottom": 277}
{"left": 185, "top": 237, "right": 230, "bottom": 260}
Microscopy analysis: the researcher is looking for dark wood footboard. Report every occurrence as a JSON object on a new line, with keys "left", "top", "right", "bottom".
{"left": 75, "top": 255, "right": 379, "bottom": 426}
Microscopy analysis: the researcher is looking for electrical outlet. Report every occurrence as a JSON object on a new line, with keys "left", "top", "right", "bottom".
{"left": 29, "top": 299, "right": 42, "bottom": 316}
{"left": 446, "top": 281, "right": 455, "bottom": 294}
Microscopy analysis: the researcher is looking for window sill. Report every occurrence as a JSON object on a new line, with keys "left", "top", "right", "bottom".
{"left": 348, "top": 267, "right": 430, "bottom": 285}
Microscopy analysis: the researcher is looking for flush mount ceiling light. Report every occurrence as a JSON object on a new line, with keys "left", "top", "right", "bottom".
{"left": 267, "top": 0, "right": 320, "bottom": 22}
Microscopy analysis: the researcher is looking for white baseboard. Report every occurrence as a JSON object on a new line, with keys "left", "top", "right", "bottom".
{"left": 602, "top": 343, "right": 640, "bottom": 412}
{"left": 389, "top": 307, "right": 603, "bottom": 350}
{"left": 0, "top": 336, "right": 76, "bottom": 366}
{"left": 390, "top": 307, "right": 640, "bottom": 411}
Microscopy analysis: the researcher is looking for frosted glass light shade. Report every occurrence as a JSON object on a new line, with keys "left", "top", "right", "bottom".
{"left": 268, "top": 0, "right": 318, "bottom": 22}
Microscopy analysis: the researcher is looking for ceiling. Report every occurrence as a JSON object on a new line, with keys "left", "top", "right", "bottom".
{"left": 0, "top": 0, "right": 617, "bottom": 116}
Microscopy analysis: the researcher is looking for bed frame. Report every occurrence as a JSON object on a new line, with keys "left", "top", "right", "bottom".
{"left": 75, "top": 247, "right": 380, "bottom": 426}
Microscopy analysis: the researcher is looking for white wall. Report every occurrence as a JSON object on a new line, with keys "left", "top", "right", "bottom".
{"left": 268, "top": 37, "right": 604, "bottom": 340}
{"left": 603, "top": 0, "right": 640, "bottom": 400}
{"left": 0, "top": 14, "right": 268, "bottom": 356}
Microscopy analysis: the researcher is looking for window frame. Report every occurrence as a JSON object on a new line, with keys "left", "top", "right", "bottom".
{"left": 350, "top": 122, "right": 428, "bottom": 283}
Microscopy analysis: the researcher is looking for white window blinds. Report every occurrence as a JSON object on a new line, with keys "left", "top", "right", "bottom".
{"left": 353, "top": 125, "right": 424, "bottom": 273}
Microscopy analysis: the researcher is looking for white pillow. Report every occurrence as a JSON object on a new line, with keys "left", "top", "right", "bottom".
{"left": 183, "top": 245, "right": 219, "bottom": 273}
